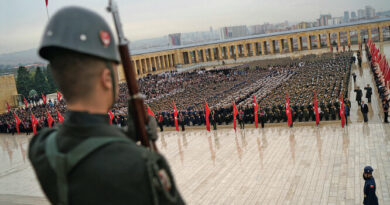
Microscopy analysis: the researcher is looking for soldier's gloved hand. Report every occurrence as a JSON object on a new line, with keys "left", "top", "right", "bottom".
{"left": 145, "top": 116, "right": 158, "bottom": 142}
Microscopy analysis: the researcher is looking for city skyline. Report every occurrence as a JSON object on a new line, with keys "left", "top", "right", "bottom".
{"left": 0, "top": 0, "right": 390, "bottom": 55}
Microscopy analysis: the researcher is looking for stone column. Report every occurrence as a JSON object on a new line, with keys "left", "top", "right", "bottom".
{"left": 288, "top": 38, "right": 293, "bottom": 52}
{"left": 202, "top": 49, "right": 207, "bottom": 62}
{"left": 161, "top": 56, "right": 165, "bottom": 69}
{"left": 151, "top": 57, "right": 156, "bottom": 71}
{"left": 142, "top": 59, "right": 147, "bottom": 73}
{"left": 261, "top": 41, "right": 266, "bottom": 55}
{"left": 210, "top": 48, "right": 214, "bottom": 61}
{"left": 243, "top": 44, "right": 248, "bottom": 57}
{"left": 165, "top": 55, "right": 170, "bottom": 68}
{"left": 278, "top": 39, "right": 283, "bottom": 53}
{"left": 307, "top": 36, "right": 312, "bottom": 50}
{"left": 133, "top": 60, "right": 138, "bottom": 75}
{"left": 217, "top": 47, "right": 222, "bottom": 60}
{"left": 251, "top": 42, "right": 256, "bottom": 56}
{"left": 297, "top": 37, "right": 302, "bottom": 51}
{"left": 357, "top": 30, "right": 361, "bottom": 45}
{"left": 347, "top": 31, "right": 351, "bottom": 46}
{"left": 226, "top": 46, "right": 231, "bottom": 59}
{"left": 187, "top": 52, "right": 192, "bottom": 64}
{"left": 379, "top": 27, "right": 383, "bottom": 42}
{"left": 194, "top": 50, "right": 199, "bottom": 63}
{"left": 169, "top": 54, "right": 173, "bottom": 68}
{"left": 155, "top": 57, "right": 160, "bottom": 70}
{"left": 368, "top": 28, "right": 372, "bottom": 41}
{"left": 336, "top": 32, "right": 340, "bottom": 49}
{"left": 269, "top": 40, "right": 275, "bottom": 54}
{"left": 317, "top": 34, "right": 321, "bottom": 49}
{"left": 235, "top": 45, "right": 239, "bottom": 59}
{"left": 326, "top": 33, "right": 331, "bottom": 47}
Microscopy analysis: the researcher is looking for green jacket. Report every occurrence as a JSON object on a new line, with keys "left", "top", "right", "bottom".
{"left": 29, "top": 111, "right": 185, "bottom": 205}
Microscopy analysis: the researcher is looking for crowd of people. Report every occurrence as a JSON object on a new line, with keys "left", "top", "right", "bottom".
{"left": 0, "top": 51, "right": 355, "bottom": 134}
{"left": 366, "top": 44, "right": 390, "bottom": 123}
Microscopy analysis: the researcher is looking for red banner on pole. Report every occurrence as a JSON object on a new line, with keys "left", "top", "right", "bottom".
{"left": 172, "top": 101, "right": 179, "bottom": 131}
{"left": 254, "top": 96, "right": 258, "bottom": 128}
{"left": 14, "top": 113, "right": 21, "bottom": 134}
{"left": 286, "top": 93, "right": 293, "bottom": 127}
{"left": 108, "top": 110, "right": 114, "bottom": 124}
{"left": 233, "top": 101, "right": 238, "bottom": 132}
{"left": 340, "top": 93, "right": 345, "bottom": 128}
{"left": 147, "top": 105, "right": 155, "bottom": 117}
{"left": 205, "top": 100, "right": 210, "bottom": 132}
{"left": 314, "top": 92, "right": 320, "bottom": 125}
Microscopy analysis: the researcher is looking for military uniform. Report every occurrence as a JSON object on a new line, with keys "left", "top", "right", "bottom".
{"left": 29, "top": 111, "right": 184, "bottom": 205}
{"left": 363, "top": 166, "right": 378, "bottom": 205}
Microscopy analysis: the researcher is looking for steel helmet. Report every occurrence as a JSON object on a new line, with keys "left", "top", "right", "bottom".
{"left": 39, "top": 6, "right": 120, "bottom": 63}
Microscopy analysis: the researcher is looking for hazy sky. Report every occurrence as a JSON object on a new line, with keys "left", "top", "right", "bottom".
{"left": 0, "top": 0, "right": 389, "bottom": 54}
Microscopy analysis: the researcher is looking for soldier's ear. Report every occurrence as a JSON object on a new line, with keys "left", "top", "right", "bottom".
{"left": 101, "top": 68, "right": 113, "bottom": 90}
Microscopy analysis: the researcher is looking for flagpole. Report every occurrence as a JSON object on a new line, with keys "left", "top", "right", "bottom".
{"left": 46, "top": 6, "right": 49, "bottom": 19}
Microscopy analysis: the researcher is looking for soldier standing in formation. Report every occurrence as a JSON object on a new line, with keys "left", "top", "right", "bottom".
{"left": 362, "top": 166, "right": 378, "bottom": 205}
{"left": 361, "top": 101, "right": 369, "bottom": 122}
{"left": 355, "top": 86, "right": 363, "bottom": 105}
{"left": 28, "top": 7, "right": 184, "bottom": 205}
{"left": 364, "top": 84, "right": 372, "bottom": 103}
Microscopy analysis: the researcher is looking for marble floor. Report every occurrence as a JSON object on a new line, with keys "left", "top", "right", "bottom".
{"left": 1, "top": 42, "right": 390, "bottom": 204}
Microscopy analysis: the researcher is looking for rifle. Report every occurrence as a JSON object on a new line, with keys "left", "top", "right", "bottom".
{"left": 107, "top": 0, "right": 158, "bottom": 152}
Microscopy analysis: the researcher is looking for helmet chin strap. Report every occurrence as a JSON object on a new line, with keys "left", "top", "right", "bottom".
{"left": 105, "top": 61, "right": 116, "bottom": 107}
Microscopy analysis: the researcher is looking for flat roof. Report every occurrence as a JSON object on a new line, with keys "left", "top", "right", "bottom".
{"left": 131, "top": 17, "right": 390, "bottom": 56}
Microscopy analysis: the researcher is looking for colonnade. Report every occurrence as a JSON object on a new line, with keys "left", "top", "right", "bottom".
{"left": 130, "top": 21, "right": 390, "bottom": 77}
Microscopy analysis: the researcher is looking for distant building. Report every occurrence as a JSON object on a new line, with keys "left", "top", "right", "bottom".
{"left": 344, "top": 11, "right": 349, "bottom": 23}
{"left": 168, "top": 33, "right": 182, "bottom": 46}
{"left": 318, "top": 14, "right": 332, "bottom": 26}
{"left": 358, "top": 9, "right": 366, "bottom": 19}
{"left": 220, "top": 25, "right": 248, "bottom": 39}
{"left": 327, "top": 17, "right": 343, "bottom": 25}
{"left": 365, "top": 6, "right": 376, "bottom": 18}
{"left": 296, "top": 22, "right": 311, "bottom": 29}
{"left": 351, "top": 11, "right": 357, "bottom": 19}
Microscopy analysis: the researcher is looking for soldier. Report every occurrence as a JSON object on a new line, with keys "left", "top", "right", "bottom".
{"left": 362, "top": 166, "right": 378, "bottom": 205}
{"left": 364, "top": 84, "right": 372, "bottom": 103}
{"left": 158, "top": 114, "right": 164, "bottom": 132}
{"left": 383, "top": 99, "right": 389, "bottom": 123}
{"left": 28, "top": 7, "right": 184, "bottom": 205}
{"left": 352, "top": 73, "right": 357, "bottom": 83}
{"left": 355, "top": 86, "right": 363, "bottom": 105}
{"left": 361, "top": 101, "right": 369, "bottom": 122}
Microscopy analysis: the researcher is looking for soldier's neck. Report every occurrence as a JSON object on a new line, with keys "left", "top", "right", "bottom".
{"left": 68, "top": 102, "right": 109, "bottom": 115}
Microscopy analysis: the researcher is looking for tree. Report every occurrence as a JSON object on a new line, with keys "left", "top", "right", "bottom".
{"left": 16, "top": 66, "right": 33, "bottom": 97}
{"left": 34, "top": 67, "right": 49, "bottom": 95}
{"left": 45, "top": 64, "right": 57, "bottom": 93}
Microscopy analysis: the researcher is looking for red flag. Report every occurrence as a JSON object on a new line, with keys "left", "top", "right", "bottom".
{"left": 6, "top": 102, "right": 10, "bottom": 112}
{"left": 340, "top": 93, "right": 345, "bottom": 128}
{"left": 330, "top": 44, "right": 333, "bottom": 52}
{"left": 57, "top": 111, "right": 64, "bottom": 123}
{"left": 14, "top": 113, "right": 21, "bottom": 134}
{"left": 108, "top": 110, "right": 114, "bottom": 125}
{"left": 57, "top": 90, "right": 62, "bottom": 102}
{"left": 342, "top": 42, "right": 345, "bottom": 52}
{"left": 172, "top": 101, "right": 179, "bottom": 131}
{"left": 286, "top": 93, "right": 293, "bottom": 127}
{"left": 147, "top": 105, "right": 155, "bottom": 117}
{"left": 42, "top": 93, "right": 47, "bottom": 104}
{"left": 24, "top": 97, "right": 28, "bottom": 108}
{"left": 232, "top": 101, "right": 238, "bottom": 132}
{"left": 254, "top": 96, "right": 259, "bottom": 128}
{"left": 31, "top": 112, "right": 38, "bottom": 134}
{"left": 45, "top": 0, "right": 48, "bottom": 6}
{"left": 205, "top": 100, "right": 210, "bottom": 131}
{"left": 46, "top": 110, "right": 53, "bottom": 128}
{"left": 314, "top": 91, "right": 320, "bottom": 125}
